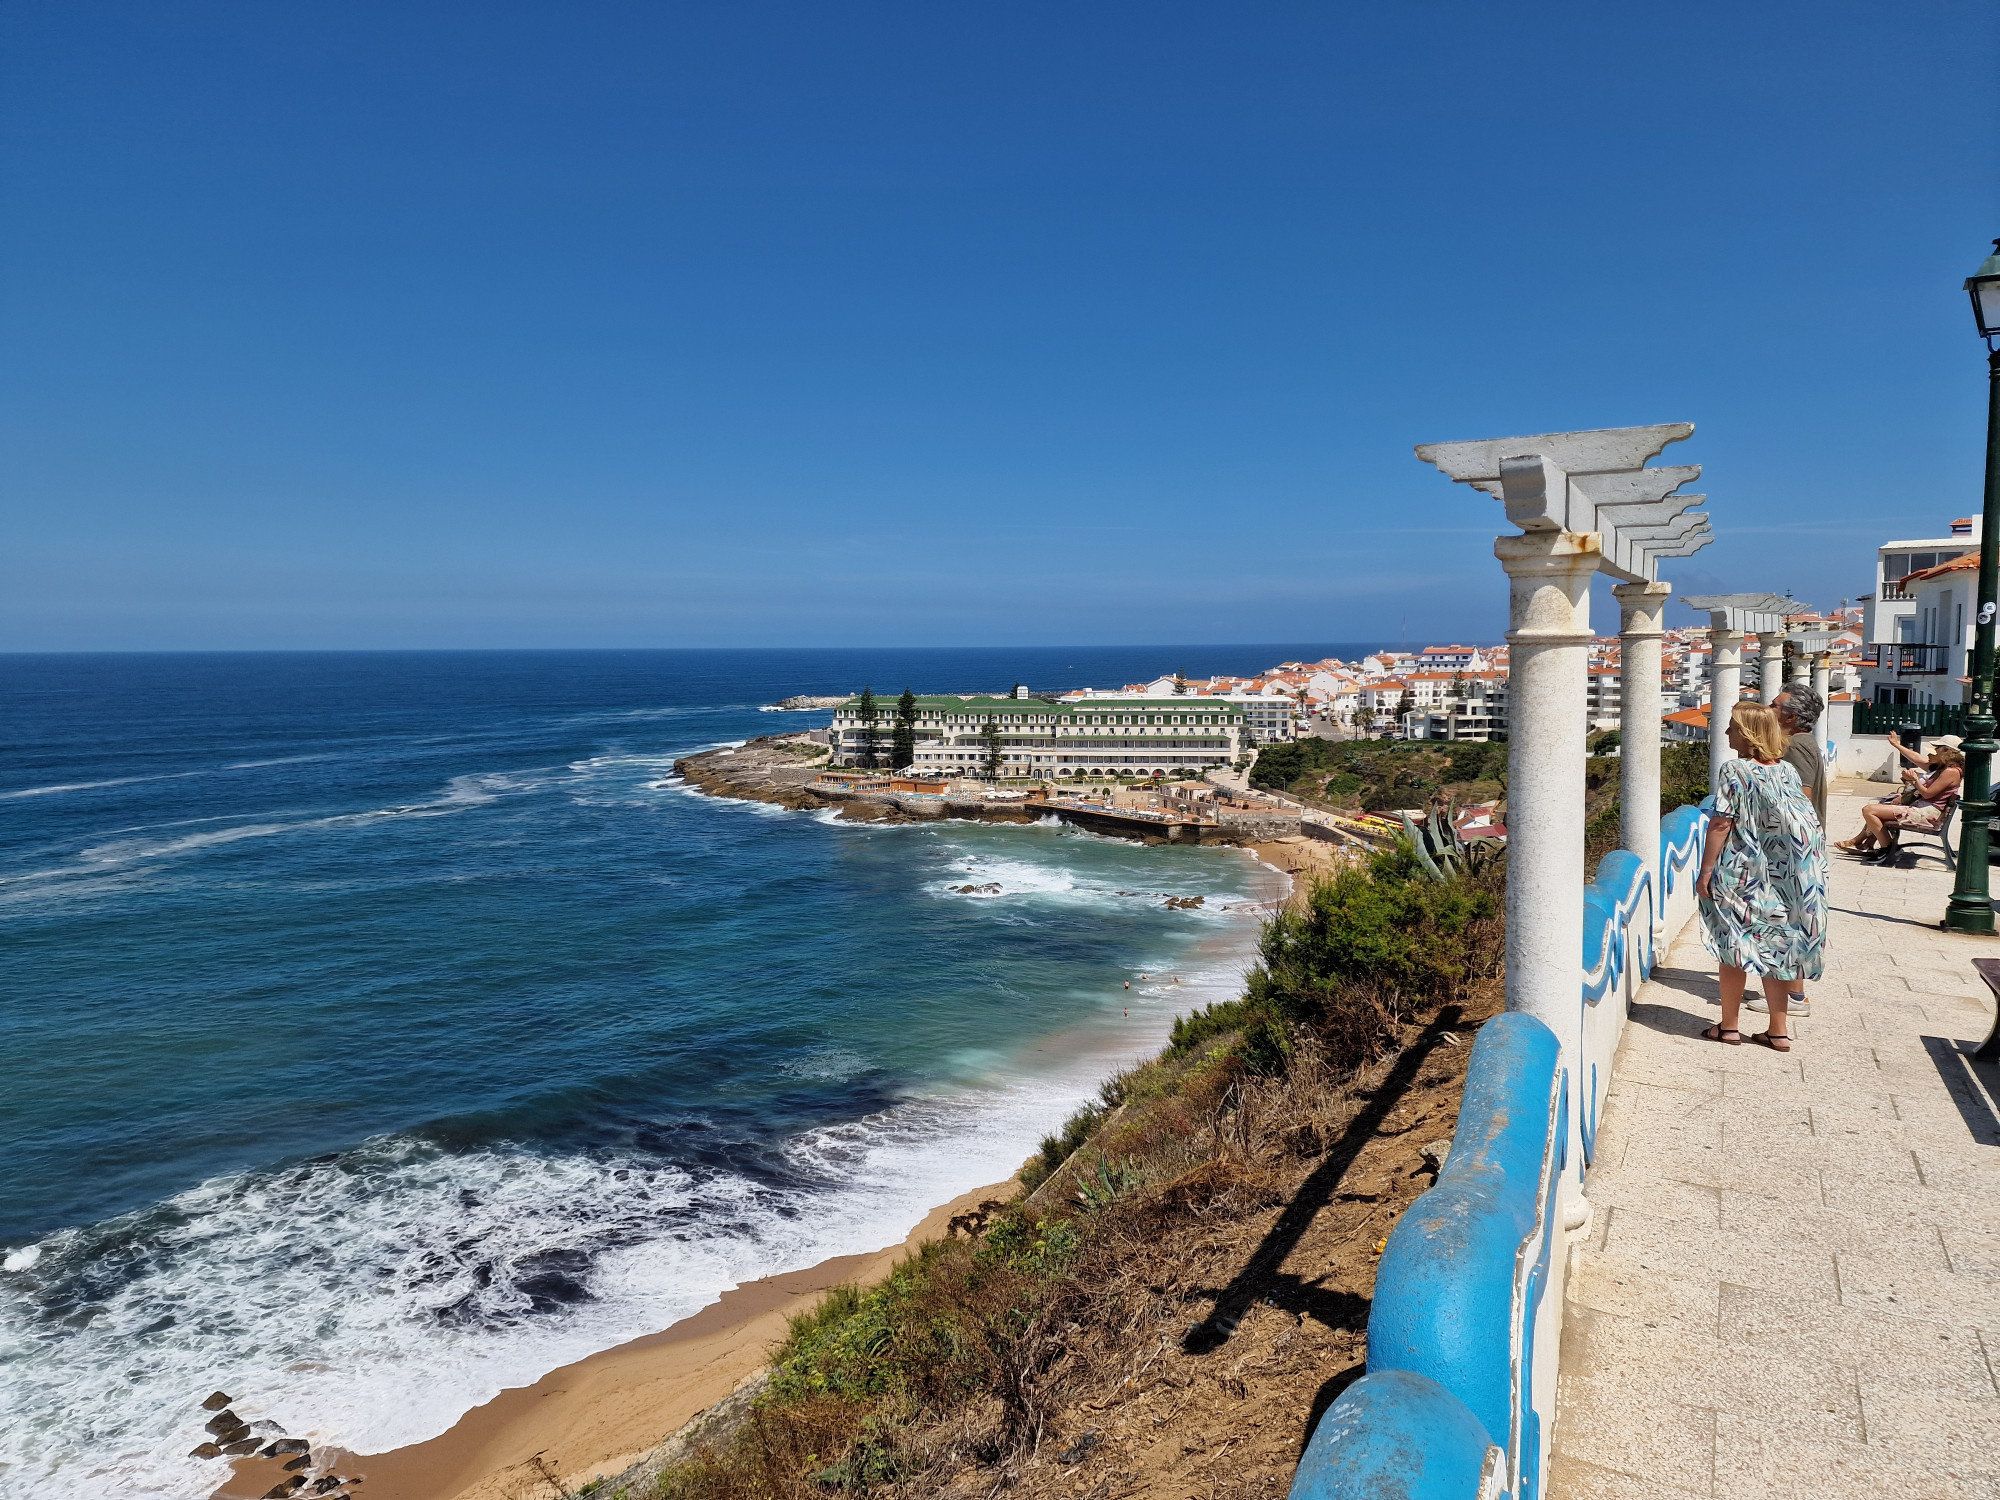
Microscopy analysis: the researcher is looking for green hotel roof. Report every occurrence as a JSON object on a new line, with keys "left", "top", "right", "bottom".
{"left": 836, "top": 695, "right": 1241, "bottom": 714}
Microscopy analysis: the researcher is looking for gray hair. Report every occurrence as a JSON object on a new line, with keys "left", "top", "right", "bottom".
{"left": 1775, "top": 682, "right": 1822, "bottom": 730}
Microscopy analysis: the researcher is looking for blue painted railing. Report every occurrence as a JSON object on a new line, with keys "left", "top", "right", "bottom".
{"left": 1290, "top": 804, "right": 1709, "bottom": 1500}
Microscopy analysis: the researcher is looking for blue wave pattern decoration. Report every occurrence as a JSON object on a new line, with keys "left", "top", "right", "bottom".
{"left": 1291, "top": 805, "right": 1709, "bottom": 1500}
{"left": 1579, "top": 850, "right": 1648, "bottom": 1170}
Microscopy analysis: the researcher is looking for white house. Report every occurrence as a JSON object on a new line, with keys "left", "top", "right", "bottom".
{"left": 1881, "top": 550, "right": 1979, "bottom": 707}
{"left": 1859, "top": 519, "right": 1977, "bottom": 706}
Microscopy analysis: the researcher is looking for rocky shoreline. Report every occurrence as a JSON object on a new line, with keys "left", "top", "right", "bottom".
{"left": 670, "top": 736, "right": 1047, "bottom": 827}
{"left": 669, "top": 738, "right": 1343, "bottom": 854}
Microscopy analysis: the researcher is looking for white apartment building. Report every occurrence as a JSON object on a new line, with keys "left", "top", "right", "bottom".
{"left": 1877, "top": 552, "right": 1978, "bottom": 707}
{"left": 1401, "top": 672, "right": 1509, "bottom": 742}
{"left": 1416, "top": 644, "right": 1491, "bottom": 672}
{"left": 828, "top": 696, "right": 1248, "bottom": 779}
{"left": 1859, "top": 519, "right": 1978, "bottom": 706}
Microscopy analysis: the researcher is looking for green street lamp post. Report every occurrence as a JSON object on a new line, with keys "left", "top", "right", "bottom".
{"left": 1942, "top": 239, "right": 2000, "bottom": 934}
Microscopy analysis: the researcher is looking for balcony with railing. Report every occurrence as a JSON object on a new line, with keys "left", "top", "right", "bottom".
{"left": 1874, "top": 642, "right": 1952, "bottom": 676}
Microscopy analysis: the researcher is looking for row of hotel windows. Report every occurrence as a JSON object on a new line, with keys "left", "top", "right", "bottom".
{"left": 842, "top": 714, "right": 1240, "bottom": 727}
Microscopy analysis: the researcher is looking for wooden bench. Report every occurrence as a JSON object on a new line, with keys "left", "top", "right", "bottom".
{"left": 1910, "top": 800, "right": 1961, "bottom": 869}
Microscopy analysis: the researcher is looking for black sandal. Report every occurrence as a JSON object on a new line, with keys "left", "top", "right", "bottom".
{"left": 1749, "top": 1031, "right": 1791, "bottom": 1052}
{"left": 1701, "top": 1024, "right": 1742, "bottom": 1045}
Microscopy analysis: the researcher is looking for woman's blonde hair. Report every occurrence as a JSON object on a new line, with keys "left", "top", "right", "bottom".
{"left": 1730, "top": 701, "right": 1789, "bottom": 762}
{"left": 1931, "top": 743, "right": 1966, "bottom": 768}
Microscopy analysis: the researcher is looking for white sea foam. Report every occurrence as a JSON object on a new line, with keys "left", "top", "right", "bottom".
{"left": 0, "top": 1056, "right": 1160, "bottom": 1500}
{"left": 66, "top": 777, "right": 513, "bottom": 866}
{"left": 0, "top": 774, "right": 187, "bottom": 799}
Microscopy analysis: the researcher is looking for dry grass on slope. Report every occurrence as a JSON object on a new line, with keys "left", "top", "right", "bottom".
{"left": 641, "top": 851, "right": 1504, "bottom": 1500}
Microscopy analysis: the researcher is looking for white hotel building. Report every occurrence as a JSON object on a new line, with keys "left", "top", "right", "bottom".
{"left": 828, "top": 696, "right": 1248, "bottom": 780}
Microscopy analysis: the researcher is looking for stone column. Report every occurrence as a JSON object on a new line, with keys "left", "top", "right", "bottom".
{"left": 1759, "top": 627, "right": 1787, "bottom": 704}
{"left": 1709, "top": 628, "right": 1744, "bottom": 788}
{"left": 1496, "top": 532, "right": 1596, "bottom": 1183}
{"left": 1613, "top": 581, "right": 1670, "bottom": 898}
{"left": 1811, "top": 652, "right": 1832, "bottom": 707}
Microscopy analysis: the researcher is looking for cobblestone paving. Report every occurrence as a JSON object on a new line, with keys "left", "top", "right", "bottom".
{"left": 1551, "top": 781, "right": 2000, "bottom": 1499}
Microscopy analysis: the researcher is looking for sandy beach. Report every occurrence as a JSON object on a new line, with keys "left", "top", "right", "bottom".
{"left": 205, "top": 1180, "right": 1020, "bottom": 1500}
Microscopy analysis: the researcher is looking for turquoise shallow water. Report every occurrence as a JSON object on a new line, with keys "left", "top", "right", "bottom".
{"left": 0, "top": 647, "right": 1355, "bottom": 1497}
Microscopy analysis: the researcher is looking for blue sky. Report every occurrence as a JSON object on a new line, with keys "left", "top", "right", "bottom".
{"left": 3, "top": 1, "right": 1994, "bottom": 651}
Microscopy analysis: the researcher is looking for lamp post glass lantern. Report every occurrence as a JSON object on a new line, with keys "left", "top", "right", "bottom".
{"left": 1967, "top": 239, "right": 2000, "bottom": 341}
{"left": 1942, "top": 239, "right": 2000, "bottom": 934}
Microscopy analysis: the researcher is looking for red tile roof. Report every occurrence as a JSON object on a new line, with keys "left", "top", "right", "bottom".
{"left": 1903, "top": 552, "right": 1980, "bottom": 585}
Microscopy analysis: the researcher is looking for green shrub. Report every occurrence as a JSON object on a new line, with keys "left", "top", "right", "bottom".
{"left": 1660, "top": 742, "right": 1709, "bottom": 811}
{"left": 1018, "top": 1100, "right": 1106, "bottom": 1192}
{"left": 1251, "top": 840, "right": 1498, "bottom": 1021}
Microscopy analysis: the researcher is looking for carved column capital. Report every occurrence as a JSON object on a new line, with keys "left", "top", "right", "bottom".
{"left": 1495, "top": 531, "right": 1599, "bottom": 645}
{"left": 1611, "top": 579, "right": 1672, "bottom": 637}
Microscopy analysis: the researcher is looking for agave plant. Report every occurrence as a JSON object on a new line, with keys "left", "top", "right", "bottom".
{"left": 1397, "top": 797, "right": 1501, "bottom": 881}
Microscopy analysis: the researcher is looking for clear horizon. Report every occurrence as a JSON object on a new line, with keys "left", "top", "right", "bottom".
{"left": 4, "top": 1, "right": 1994, "bottom": 652}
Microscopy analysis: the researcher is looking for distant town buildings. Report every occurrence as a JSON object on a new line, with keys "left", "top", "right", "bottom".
{"left": 824, "top": 583, "right": 1894, "bottom": 778}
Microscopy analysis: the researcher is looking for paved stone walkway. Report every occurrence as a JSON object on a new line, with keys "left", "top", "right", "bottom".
{"left": 1551, "top": 780, "right": 2000, "bottom": 1499}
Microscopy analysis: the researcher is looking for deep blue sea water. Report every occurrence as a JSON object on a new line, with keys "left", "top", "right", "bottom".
{"left": 0, "top": 647, "right": 1370, "bottom": 1497}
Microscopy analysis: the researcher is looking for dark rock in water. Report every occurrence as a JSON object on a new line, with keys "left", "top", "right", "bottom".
{"left": 188, "top": 1443, "right": 222, "bottom": 1460}
{"left": 201, "top": 1391, "right": 235, "bottom": 1411}
{"left": 264, "top": 1487, "right": 294, "bottom": 1499}
{"left": 511, "top": 1247, "right": 594, "bottom": 1312}
{"left": 312, "top": 1479, "right": 344, "bottom": 1495}
{"left": 284, "top": 1454, "right": 314, "bottom": 1470}
{"left": 251, "top": 1419, "right": 288, "bottom": 1435}
{"left": 222, "top": 1438, "right": 263, "bottom": 1456}
{"left": 204, "top": 1412, "right": 244, "bottom": 1435}
{"left": 264, "top": 1437, "right": 311, "bottom": 1455}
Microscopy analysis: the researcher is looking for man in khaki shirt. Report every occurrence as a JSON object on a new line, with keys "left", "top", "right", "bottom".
{"left": 1776, "top": 684, "right": 1828, "bottom": 827}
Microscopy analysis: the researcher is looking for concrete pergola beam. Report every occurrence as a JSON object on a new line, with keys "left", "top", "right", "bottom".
{"left": 1680, "top": 592, "right": 1793, "bottom": 635}
{"left": 1414, "top": 425, "right": 1710, "bottom": 585}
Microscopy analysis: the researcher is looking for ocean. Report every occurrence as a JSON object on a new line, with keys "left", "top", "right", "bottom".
{"left": 0, "top": 646, "right": 1372, "bottom": 1498}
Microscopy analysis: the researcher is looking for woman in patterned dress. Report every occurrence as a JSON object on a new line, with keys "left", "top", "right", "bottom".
{"left": 1694, "top": 702, "right": 1829, "bottom": 1052}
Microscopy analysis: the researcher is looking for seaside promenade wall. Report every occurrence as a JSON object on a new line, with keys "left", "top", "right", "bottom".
{"left": 1287, "top": 803, "right": 1710, "bottom": 1500}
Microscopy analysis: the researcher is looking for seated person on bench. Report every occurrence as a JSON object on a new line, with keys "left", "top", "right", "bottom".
{"left": 1834, "top": 734, "right": 1963, "bottom": 857}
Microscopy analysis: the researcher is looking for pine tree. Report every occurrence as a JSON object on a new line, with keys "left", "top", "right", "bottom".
{"left": 1173, "top": 671, "right": 1189, "bottom": 696}
{"left": 892, "top": 688, "right": 918, "bottom": 770}
{"left": 981, "top": 718, "right": 1004, "bottom": 779}
{"left": 857, "top": 687, "right": 881, "bottom": 769}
